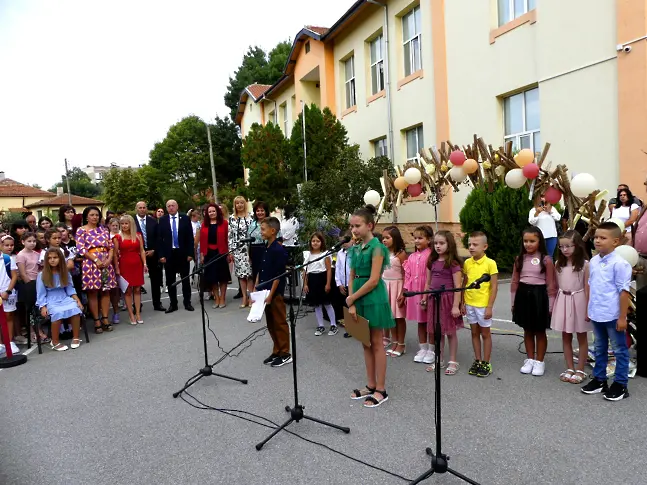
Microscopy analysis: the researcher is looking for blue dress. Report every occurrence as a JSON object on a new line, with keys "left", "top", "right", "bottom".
{"left": 36, "top": 272, "right": 83, "bottom": 322}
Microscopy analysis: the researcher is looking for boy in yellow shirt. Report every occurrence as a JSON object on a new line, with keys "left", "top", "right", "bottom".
{"left": 462, "top": 232, "right": 498, "bottom": 377}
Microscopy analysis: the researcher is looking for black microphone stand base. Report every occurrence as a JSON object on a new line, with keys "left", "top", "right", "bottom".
{"left": 409, "top": 449, "right": 480, "bottom": 485}
{"left": 173, "top": 366, "right": 248, "bottom": 398}
{"left": 255, "top": 404, "right": 350, "bottom": 451}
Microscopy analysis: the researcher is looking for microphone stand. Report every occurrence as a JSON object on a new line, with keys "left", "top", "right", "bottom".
{"left": 255, "top": 245, "right": 351, "bottom": 450}
{"left": 404, "top": 282, "right": 482, "bottom": 485}
{"left": 173, "top": 241, "right": 249, "bottom": 399}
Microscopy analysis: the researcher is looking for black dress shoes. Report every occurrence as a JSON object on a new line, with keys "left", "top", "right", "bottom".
{"left": 165, "top": 306, "right": 178, "bottom": 314}
{"left": 154, "top": 305, "right": 166, "bottom": 312}
{"left": 184, "top": 304, "right": 195, "bottom": 311}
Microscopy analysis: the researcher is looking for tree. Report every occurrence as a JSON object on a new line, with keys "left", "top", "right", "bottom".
{"left": 148, "top": 115, "right": 242, "bottom": 204}
{"left": 289, "top": 104, "right": 348, "bottom": 185}
{"left": 102, "top": 167, "right": 148, "bottom": 214}
{"left": 224, "top": 41, "right": 291, "bottom": 120}
{"left": 241, "top": 122, "right": 293, "bottom": 209}
{"left": 50, "top": 167, "right": 101, "bottom": 199}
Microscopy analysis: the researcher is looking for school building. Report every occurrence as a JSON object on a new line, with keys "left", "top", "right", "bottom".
{"left": 235, "top": 0, "right": 647, "bottom": 227}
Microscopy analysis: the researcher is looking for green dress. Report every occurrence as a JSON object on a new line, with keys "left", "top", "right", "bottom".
{"left": 350, "top": 237, "right": 395, "bottom": 329}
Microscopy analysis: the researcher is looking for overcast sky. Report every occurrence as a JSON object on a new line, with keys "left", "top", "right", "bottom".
{"left": 0, "top": 0, "right": 353, "bottom": 189}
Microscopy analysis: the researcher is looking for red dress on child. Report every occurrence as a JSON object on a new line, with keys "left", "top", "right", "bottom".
{"left": 116, "top": 235, "right": 144, "bottom": 287}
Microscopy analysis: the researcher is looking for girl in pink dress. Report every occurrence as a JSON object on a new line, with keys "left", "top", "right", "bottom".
{"left": 550, "top": 230, "right": 591, "bottom": 384}
{"left": 381, "top": 226, "right": 407, "bottom": 357}
{"left": 422, "top": 231, "right": 463, "bottom": 374}
{"left": 403, "top": 225, "right": 434, "bottom": 364}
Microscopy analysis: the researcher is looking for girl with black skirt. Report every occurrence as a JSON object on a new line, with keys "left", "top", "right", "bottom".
{"left": 511, "top": 226, "right": 557, "bottom": 377}
{"left": 197, "top": 204, "right": 231, "bottom": 309}
{"left": 303, "top": 232, "right": 337, "bottom": 336}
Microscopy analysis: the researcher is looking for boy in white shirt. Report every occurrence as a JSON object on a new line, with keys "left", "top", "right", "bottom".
{"left": 334, "top": 232, "right": 353, "bottom": 338}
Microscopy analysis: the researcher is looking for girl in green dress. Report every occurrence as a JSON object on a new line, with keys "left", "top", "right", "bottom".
{"left": 346, "top": 205, "right": 395, "bottom": 408}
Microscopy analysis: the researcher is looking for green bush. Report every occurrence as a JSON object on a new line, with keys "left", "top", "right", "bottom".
{"left": 459, "top": 182, "right": 535, "bottom": 272}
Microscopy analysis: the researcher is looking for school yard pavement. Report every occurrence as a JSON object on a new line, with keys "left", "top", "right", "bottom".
{"left": 0, "top": 282, "right": 644, "bottom": 485}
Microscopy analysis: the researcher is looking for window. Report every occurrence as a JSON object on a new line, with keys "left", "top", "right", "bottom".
{"left": 405, "top": 125, "right": 424, "bottom": 161}
{"left": 268, "top": 111, "right": 275, "bottom": 124}
{"left": 305, "top": 41, "right": 310, "bottom": 54}
{"left": 249, "top": 103, "right": 253, "bottom": 112}
{"left": 373, "top": 137, "right": 388, "bottom": 157}
{"left": 370, "top": 35, "right": 385, "bottom": 95}
{"left": 504, "top": 87, "right": 540, "bottom": 153}
{"left": 344, "top": 56, "right": 356, "bottom": 109}
{"left": 498, "top": 0, "right": 536, "bottom": 26}
{"left": 402, "top": 6, "right": 422, "bottom": 76}
{"left": 281, "top": 104, "right": 288, "bottom": 135}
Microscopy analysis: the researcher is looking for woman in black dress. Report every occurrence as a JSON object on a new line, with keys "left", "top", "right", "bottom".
{"left": 196, "top": 203, "right": 231, "bottom": 309}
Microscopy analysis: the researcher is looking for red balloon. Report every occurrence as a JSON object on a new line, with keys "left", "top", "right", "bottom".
{"left": 522, "top": 163, "right": 540, "bottom": 179}
{"left": 449, "top": 150, "right": 466, "bottom": 166}
{"left": 407, "top": 183, "right": 423, "bottom": 197}
{"left": 545, "top": 187, "right": 562, "bottom": 204}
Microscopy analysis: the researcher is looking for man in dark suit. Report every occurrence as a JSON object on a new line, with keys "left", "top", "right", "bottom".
{"left": 157, "top": 199, "right": 195, "bottom": 313}
{"left": 134, "top": 201, "right": 165, "bottom": 312}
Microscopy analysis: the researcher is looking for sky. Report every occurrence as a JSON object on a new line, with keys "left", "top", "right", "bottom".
{"left": 0, "top": 0, "right": 354, "bottom": 189}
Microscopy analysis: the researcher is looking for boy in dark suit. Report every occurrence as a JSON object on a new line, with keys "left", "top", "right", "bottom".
{"left": 256, "top": 217, "right": 291, "bottom": 367}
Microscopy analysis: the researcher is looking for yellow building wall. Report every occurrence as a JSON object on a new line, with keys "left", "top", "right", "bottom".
{"left": 0, "top": 196, "right": 55, "bottom": 213}
{"left": 239, "top": 93, "right": 264, "bottom": 139}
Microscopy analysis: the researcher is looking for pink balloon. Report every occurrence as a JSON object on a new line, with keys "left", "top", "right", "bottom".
{"left": 449, "top": 150, "right": 466, "bottom": 166}
{"left": 407, "top": 183, "right": 423, "bottom": 197}
{"left": 522, "top": 163, "right": 539, "bottom": 179}
{"left": 545, "top": 187, "right": 562, "bottom": 204}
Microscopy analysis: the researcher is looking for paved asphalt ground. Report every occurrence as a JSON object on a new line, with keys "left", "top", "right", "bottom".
{"left": 1, "top": 278, "right": 644, "bottom": 485}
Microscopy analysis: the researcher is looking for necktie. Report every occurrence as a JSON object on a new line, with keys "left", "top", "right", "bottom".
{"left": 172, "top": 216, "right": 178, "bottom": 248}
{"left": 140, "top": 217, "right": 147, "bottom": 247}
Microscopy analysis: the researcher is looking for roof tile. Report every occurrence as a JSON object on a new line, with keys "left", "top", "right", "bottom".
{"left": 246, "top": 84, "right": 273, "bottom": 100}
{"left": 25, "top": 194, "right": 105, "bottom": 208}
{"left": 0, "top": 178, "right": 57, "bottom": 198}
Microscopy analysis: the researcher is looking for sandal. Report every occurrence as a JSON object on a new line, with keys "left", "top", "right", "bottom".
{"left": 560, "top": 369, "right": 575, "bottom": 382}
{"left": 350, "top": 386, "right": 376, "bottom": 400}
{"left": 101, "top": 317, "right": 113, "bottom": 332}
{"left": 50, "top": 342, "right": 68, "bottom": 352}
{"left": 426, "top": 361, "right": 444, "bottom": 372}
{"left": 364, "top": 390, "right": 389, "bottom": 408}
{"left": 569, "top": 370, "right": 587, "bottom": 384}
{"left": 385, "top": 341, "right": 396, "bottom": 355}
{"left": 70, "top": 339, "right": 82, "bottom": 350}
{"left": 390, "top": 343, "right": 406, "bottom": 357}
{"left": 445, "top": 361, "right": 459, "bottom": 375}
{"left": 94, "top": 319, "right": 103, "bottom": 334}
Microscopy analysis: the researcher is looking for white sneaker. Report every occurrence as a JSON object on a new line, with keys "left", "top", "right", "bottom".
{"left": 414, "top": 348, "right": 427, "bottom": 363}
{"left": 520, "top": 359, "right": 535, "bottom": 374}
{"left": 423, "top": 349, "right": 435, "bottom": 364}
{"left": 531, "top": 360, "right": 545, "bottom": 376}
{"left": 10, "top": 342, "right": 20, "bottom": 354}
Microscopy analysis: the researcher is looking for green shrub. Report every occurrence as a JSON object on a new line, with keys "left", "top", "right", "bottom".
{"left": 459, "top": 182, "right": 535, "bottom": 272}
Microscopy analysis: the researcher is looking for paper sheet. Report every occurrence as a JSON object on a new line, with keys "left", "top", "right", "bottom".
{"left": 118, "top": 275, "right": 130, "bottom": 293}
{"left": 247, "top": 290, "right": 270, "bottom": 322}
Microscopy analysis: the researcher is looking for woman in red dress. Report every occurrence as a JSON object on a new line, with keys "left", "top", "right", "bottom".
{"left": 114, "top": 215, "right": 147, "bottom": 325}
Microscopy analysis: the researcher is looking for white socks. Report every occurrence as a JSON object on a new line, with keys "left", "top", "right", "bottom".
{"left": 314, "top": 304, "right": 336, "bottom": 328}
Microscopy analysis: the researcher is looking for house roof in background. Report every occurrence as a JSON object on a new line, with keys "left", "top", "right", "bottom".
{"left": 0, "top": 178, "right": 57, "bottom": 198}
{"left": 25, "top": 194, "right": 105, "bottom": 208}
{"left": 234, "top": 84, "right": 274, "bottom": 125}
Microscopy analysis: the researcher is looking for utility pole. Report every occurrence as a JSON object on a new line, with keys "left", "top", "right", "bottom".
{"left": 64, "top": 158, "right": 72, "bottom": 205}
{"left": 206, "top": 122, "right": 217, "bottom": 203}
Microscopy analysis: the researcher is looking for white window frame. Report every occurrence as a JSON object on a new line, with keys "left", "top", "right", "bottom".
{"left": 345, "top": 56, "right": 356, "bottom": 109}
{"left": 402, "top": 6, "right": 422, "bottom": 77}
{"left": 405, "top": 126, "right": 424, "bottom": 162}
{"left": 503, "top": 88, "right": 540, "bottom": 154}
{"left": 281, "top": 104, "right": 288, "bottom": 135}
{"left": 373, "top": 137, "right": 388, "bottom": 158}
{"left": 370, "top": 35, "right": 385, "bottom": 95}
{"left": 498, "top": 0, "right": 536, "bottom": 26}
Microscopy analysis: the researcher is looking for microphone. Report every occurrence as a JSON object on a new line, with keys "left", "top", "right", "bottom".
{"left": 238, "top": 237, "right": 255, "bottom": 244}
{"left": 331, "top": 235, "right": 352, "bottom": 251}
{"left": 403, "top": 291, "right": 417, "bottom": 297}
{"left": 468, "top": 273, "right": 491, "bottom": 289}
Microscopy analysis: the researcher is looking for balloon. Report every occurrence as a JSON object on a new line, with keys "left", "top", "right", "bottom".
{"left": 448, "top": 167, "right": 467, "bottom": 182}
{"left": 394, "top": 176, "right": 409, "bottom": 191}
{"left": 449, "top": 150, "right": 466, "bottom": 166}
{"left": 404, "top": 167, "right": 422, "bottom": 184}
{"left": 615, "top": 244, "right": 639, "bottom": 267}
{"left": 463, "top": 159, "right": 478, "bottom": 174}
{"left": 522, "top": 163, "right": 540, "bottom": 179}
{"left": 571, "top": 173, "right": 597, "bottom": 198}
{"left": 363, "top": 190, "right": 381, "bottom": 207}
{"left": 544, "top": 186, "right": 562, "bottom": 204}
{"left": 514, "top": 149, "right": 534, "bottom": 167}
{"left": 505, "top": 168, "right": 527, "bottom": 189}
{"left": 407, "top": 183, "right": 422, "bottom": 197}
{"left": 608, "top": 217, "right": 626, "bottom": 233}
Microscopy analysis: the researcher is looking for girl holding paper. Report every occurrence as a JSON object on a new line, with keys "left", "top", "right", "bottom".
{"left": 114, "top": 215, "right": 147, "bottom": 325}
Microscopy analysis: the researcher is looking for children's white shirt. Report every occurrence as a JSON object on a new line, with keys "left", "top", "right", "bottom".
{"left": 0, "top": 255, "right": 17, "bottom": 292}
{"left": 303, "top": 251, "right": 331, "bottom": 274}
{"left": 335, "top": 249, "right": 351, "bottom": 287}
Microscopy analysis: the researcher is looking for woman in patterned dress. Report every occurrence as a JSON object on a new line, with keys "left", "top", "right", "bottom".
{"left": 76, "top": 206, "right": 117, "bottom": 334}
{"left": 229, "top": 196, "right": 252, "bottom": 308}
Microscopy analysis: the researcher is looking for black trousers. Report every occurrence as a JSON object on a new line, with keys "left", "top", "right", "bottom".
{"left": 145, "top": 252, "right": 162, "bottom": 308}
{"left": 165, "top": 249, "right": 191, "bottom": 308}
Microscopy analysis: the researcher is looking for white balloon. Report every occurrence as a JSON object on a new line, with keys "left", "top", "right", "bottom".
{"left": 608, "top": 217, "right": 626, "bottom": 232}
{"left": 571, "top": 173, "right": 597, "bottom": 198}
{"left": 449, "top": 167, "right": 467, "bottom": 182}
{"left": 363, "top": 190, "right": 381, "bottom": 207}
{"left": 615, "top": 244, "right": 639, "bottom": 267}
{"left": 404, "top": 167, "right": 422, "bottom": 184}
{"left": 505, "top": 168, "right": 527, "bottom": 189}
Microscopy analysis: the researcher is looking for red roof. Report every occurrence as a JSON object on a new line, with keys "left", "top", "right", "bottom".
{"left": 305, "top": 25, "right": 329, "bottom": 36}
{"left": 0, "top": 178, "right": 57, "bottom": 198}
{"left": 246, "top": 84, "right": 272, "bottom": 100}
{"left": 25, "top": 194, "right": 105, "bottom": 208}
